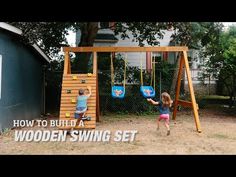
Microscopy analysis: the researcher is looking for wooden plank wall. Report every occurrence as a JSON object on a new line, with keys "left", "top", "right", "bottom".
{"left": 59, "top": 74, "right": 96, "bottom": 129}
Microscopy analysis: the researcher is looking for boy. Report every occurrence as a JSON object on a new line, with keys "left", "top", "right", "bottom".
{"left": 75, "top": 86, "right": 92, "bottom": 118}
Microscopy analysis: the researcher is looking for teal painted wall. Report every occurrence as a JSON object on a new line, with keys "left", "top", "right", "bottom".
{"left": 0, "top": 30, "right": 44, "bottom": 131}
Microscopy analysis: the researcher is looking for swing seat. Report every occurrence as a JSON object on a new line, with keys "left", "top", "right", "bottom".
{"left": 112, "top": 86, "right": 125, "bottom": 99}
{"left": 140, "top": 86, "right": 155, "bottom": 98}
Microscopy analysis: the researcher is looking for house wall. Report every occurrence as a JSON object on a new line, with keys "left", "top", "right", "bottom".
{"left": 0, "top": 31, "right": 44, "bottom": 131}
{"left": 115, "top": 30, "right": 176, "bottom": 68}
{"left": 184, "top": 49, "right": 217, "bottom": 94}
{"left": 76, "top": 27, "right": 176, "bottom": 69}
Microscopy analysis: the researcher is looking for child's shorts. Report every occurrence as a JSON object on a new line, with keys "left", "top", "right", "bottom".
{"left": 75, "top": 107, "right": 87, "bottom": 114}
{"left": 159, "top": 114, "right": 170, "bottom": 123}
{"left": 75, "top": 107, "right": 87, "bottom": 119}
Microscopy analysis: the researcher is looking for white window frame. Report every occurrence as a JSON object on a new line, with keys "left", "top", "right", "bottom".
{"left": 0, "top": 54, "right": 2, "bottom": 99}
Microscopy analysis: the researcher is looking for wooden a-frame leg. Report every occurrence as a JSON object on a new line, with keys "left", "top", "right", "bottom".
{"left": 183, "top": 51, "right": 201, "bottom": 133}
{"left": 172, "top": 53, "right": 184, "bottom": 121}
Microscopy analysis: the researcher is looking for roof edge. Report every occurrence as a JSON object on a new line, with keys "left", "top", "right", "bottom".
{"left": 0, "top": 22, "right": 50, "bottom": 63}
{"left": 32, "top": 44, "right": 50, "bottom": 63}
{"left": 0, "top": 22, "right": 22, "bottom": 35}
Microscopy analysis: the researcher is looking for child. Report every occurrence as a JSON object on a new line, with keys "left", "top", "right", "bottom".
{"left": 144, "top": 89, "right": 152, "bottom": 96}
{"left": 114, "top": 89, "right": 123, "bottom": 96}
{"left": 75, "top": 86, "right": 92, "bottom": 118}
{"left": 147, "top": 92, "right": 173, "bottom": 136}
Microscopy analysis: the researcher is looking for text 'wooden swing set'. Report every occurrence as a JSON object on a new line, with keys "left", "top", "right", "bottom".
{"left": 60, "top": 46, "right": 201, "bottom": 133}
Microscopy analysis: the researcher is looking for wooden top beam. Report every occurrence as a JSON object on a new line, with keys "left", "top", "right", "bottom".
{"left": 63, "top": 46, "right": 188, "bottom": 52}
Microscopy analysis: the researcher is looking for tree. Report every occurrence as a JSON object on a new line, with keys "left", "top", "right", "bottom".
{"left": 9, "top": 22, "right": 76, "bottom": 58}
{"left": 9, "top": 22, "right": 223, "bottom": 58}
{"left": 9, "top": 22, "right": 229, "bottom": 112}
{"left": 201, "top": 25, "right": 236, "bottom": 107}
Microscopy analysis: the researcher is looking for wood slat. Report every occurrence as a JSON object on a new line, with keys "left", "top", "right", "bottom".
{"left": 59, "top": 117, "right": 96, "bottom": 120}
{"left": 59, "top": 116, "right": 96, "bottom": 120}
{"left": 60, "top": 112, "right": 96, "bottom": 116}
{"left": 63, "top": 78, "right": 96, "bottom": 81}
{"left": 60, "top": 109, "right": 96, "bottom": 112}
{"left": 56, "top": 120, "right": 96, "bottom": 125}
{"left": 76, "top": 125, "right": 96, "bottom": 128}
{"left": 57, "top": 122, "right": 96, "bottom": 127}
{"left": 59, "top": 118, "right": 96, "bottom": 122}
{"left": 63, "top": 46, "right": 188, "bottom": 52}
{"left": 63, "top": 81, "right": 96, "bottom": 84}
{"left": 60, "top": 103, "right": 96, "bottom": 106}
{"left": 60, "top": 120, "right": 96, "bottom": 124}
{"left": 62, "top": 85, "right": 96, "bottom": 88}
{"left": 59, "top": 115, "right": 96, "bottom": 119}
{"left": 60, "top": 112, "right": 96, "bottom": 115}
{"left": 60, "top": 104, "right": 96, "bottom": 107}
{"left": 63, "top": 77, "right": 96, "bottom": 81}
{"left": 62, "top": 83, "right": 96, "bottom": 87}
{"left": 61, "top": 90, "right": 96, "bottom": 94}
{"left": 61, "top": 96, "right": 96, "bottom": 99}
{"left": 60, "top": 99, "right": 96, "bottom": 102}
{"left": 62, "top": 88, "right": 96, "bottom": 90}
{"left": 62, "top": 81, "right": 96, "bottom": 84}
{"left": 60, "top": 114, "right": 96, "bottom": 118}
{"left": 61, "top": 88, "right": 96, "bottom": 91}
{"left": 60, "top": 107, "right": 96, "bottom": 110}
{"left": 58, "top": 125, "right": 95, "bottom": 130}
{"left": 60, "top": 99, "right": 96, "bottom": 103}
{"left": 61, "top": 93, "right": 96, "bottom": 96}
{"left": 59, "top": 112, "right": 96, "bottom": 116}
{"left": 61, "top": 91, "right": 96, "bottom": 95}
{"left": 60, "top": 73, "right": 97, "bottom": 129}
{"left": 59, "top": 118, "right": 96, "bottom": 121}
{"left": 60, "top": 106, "right": 96, "bottom": 110}
{"left": 60, "top": 105, "right": 96, "bottom": 108}
{"left": 59, "top": 111, "right": 96, "bottom": 117}
{"left": 60, "top": 98, "right": 96, "bottom": 101}
{"left": 63, "top": 74, "right": 96, "bottom": 77}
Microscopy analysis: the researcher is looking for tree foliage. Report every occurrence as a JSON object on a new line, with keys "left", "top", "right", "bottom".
{"left": 9, "top": 22, "right": 223, "bottom": 58}
{"left": 9, "top": 22, "right": 76, "bottom": 58}
{"left": 200, "top": 25, "right": 236, "bottom": 106}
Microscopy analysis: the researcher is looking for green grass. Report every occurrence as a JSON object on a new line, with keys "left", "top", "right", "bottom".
{"left": 0, "top": 128, "right": 11, "bottom": 136}
{"left": 208, "top": 133, "right": 229, "bottom": 139}
{"left": 197, "top": 95, "right": 231, "bottom": 108}
{"left": 200, "top": 95, "right": 230, "bottom": 100}
{"left": 101, "top": 114, "right": 157, "bottom": 122}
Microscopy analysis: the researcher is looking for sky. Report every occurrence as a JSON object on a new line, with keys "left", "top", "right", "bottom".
{"left": 66, "top": 22, "right": 236, "bottom": 46}
{"left": 66, "top": 30, "right": 76, "bottom": 47}
{"left": 223, "top": 22, "right": 236, "bottom": 27}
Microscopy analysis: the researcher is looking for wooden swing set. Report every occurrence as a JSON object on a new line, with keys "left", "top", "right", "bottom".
{"left": 60, "top": 46, "right": 201, "bottom": 132}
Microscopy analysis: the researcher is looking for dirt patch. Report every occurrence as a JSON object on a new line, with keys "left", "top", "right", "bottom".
{"left": 0, "top": 109, "right": 236, "bottom": 154}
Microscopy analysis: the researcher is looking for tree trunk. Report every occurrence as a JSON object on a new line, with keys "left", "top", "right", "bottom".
{"left": 73, "top": 22, "right": 99, "bottom": 73}
{"left": 170, "top": 53, "right": 180, "bottom": 96}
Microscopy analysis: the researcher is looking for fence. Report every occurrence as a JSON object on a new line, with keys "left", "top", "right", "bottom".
{"left": 45, "top": 59, "right": 233, "bottom": 116}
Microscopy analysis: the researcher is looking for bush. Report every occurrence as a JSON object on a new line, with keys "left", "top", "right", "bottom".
{"left": 98, "top": 53, "right": 176, "bottom": 114}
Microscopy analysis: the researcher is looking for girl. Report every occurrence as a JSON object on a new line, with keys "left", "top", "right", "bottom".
{"left": 147, "top": 92, "right": 173, "bottom": 136}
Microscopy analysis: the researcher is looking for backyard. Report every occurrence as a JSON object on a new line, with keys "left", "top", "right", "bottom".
{"left": 0, "top": 106, "right": 236, "bottom": 155}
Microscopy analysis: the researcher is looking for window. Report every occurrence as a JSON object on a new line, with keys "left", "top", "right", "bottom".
{"left": 100, "top": 22, "right": 110, "bottom": 29}
{"left": 0, "top": 54, "right": 2, "bottom": 99}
